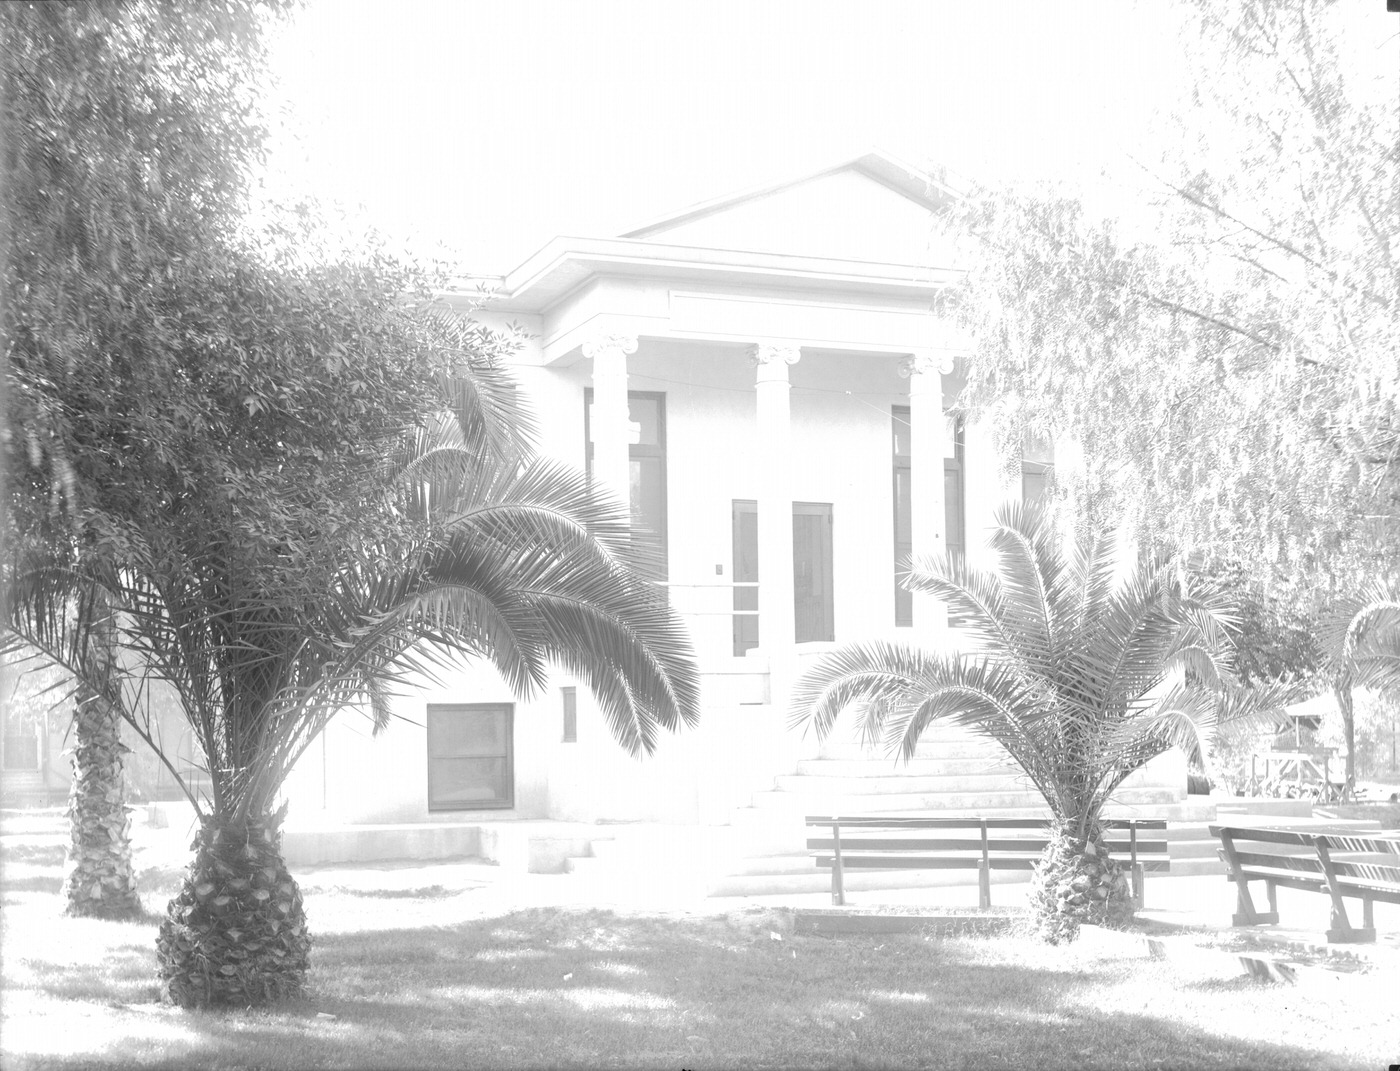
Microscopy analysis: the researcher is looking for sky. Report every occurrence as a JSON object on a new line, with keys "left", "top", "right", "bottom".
{"left": 258, "top": 1, "right": 1189, "bottom": 272}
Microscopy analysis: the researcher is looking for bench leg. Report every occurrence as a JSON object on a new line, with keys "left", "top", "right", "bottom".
{"left": 1131, "top": 863, "right": 1144, "bottom": 910}
{"left": 1221, "top": 832, "right": 1278, "bottom": 925}
{"left": 977, "top": 862, "right": 991, "bottom": 910}
{"left": 1323, "top": 897, "right": 1376, "bottom": 943}
{"left": 1231, "top": 879, "right": 1279, "bottom": 926}
{"left": 1314, "top": 839, "right": 1375, "bottom": 943}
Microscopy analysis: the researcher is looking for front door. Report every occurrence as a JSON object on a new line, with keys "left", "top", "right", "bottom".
{"left": 731, "top": 500, "right": 835, "bottom": 652}
{"left": 792, "top": 502, "right": 834, "bottom": 643}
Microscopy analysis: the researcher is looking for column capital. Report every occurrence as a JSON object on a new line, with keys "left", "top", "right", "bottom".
{"left": 751, "top": 343, "right": 801, "bottom": 384}
{"left": 899, "top": 352, "right": 957, "bottom": 379}
{"left": 582, "top": 333, "right": 638, "bottom": 361}
{"left": 750, "top": 343, "right": 801, "bottom": 368}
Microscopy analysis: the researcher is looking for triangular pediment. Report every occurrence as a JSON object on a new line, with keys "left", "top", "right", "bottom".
{"left": 623, "top": 152, "right": 955, "bottom": 267}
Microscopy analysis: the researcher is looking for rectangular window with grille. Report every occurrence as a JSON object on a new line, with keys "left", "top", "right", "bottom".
{"left": 426, "top": 703, "right": 513, "bottom": 811}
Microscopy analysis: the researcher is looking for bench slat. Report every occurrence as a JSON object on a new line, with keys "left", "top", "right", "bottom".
{"left": 1318, "top": 833, "right": 1400, "bottom": 856}
{"left": 807, "top": 816, "right": 1166, "bottom": 831}
{"left": 815, "top": 855, "right": 990, "bottom": 871}
{"left": 1212, "top": 825, "right": 1400, "bottom": 857}
{"left": 1221, "top": 849, "right": 1400, "bottom": 887}
{"left": 1209, "top": 825, "right": 1316, "bottom": 848}
{"left": 807, "top": 836, "right": 1167, "bottom": 856}
{"left": 816, "top": 854, "right": 1172, "bottom": 872}
{"left": 1228, "top": 866, "right": 1400, "bottom": 907}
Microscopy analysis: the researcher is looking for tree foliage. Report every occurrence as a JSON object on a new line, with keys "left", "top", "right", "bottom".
{"left": 944, "top": 0, "right": 1399, "bottom": 585}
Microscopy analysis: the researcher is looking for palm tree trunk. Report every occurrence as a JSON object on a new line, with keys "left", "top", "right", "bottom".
{"left": 1028, "top": 815, "right": 1134, "bottom": 943}
{"left": 61, "top": 689, "right": 142, "bottom": 919}
{"left": 1333, "top": 677, "right": 1355, "bottom": 800}
{"left": 156, "top": 811, "right": 310, "bottom": 1008}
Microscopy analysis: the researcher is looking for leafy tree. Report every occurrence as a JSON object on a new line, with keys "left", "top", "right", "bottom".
{"left": 943, "top": 0, "right": 1396, "bottom": 583}
{"left": 2, "top": 0, "right": 299, "bottom": 919}
{"left": 4, "top": 0, "right": 700, "bottom": 1007}
{"left": 791, "top": 503, "right": 1255, "bottom": 943}
{"left": 940, "top": 0, "right": 1396, "bottom": 792}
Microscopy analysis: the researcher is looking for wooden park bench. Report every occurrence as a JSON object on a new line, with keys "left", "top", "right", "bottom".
{"left": 1210, "top": 823, "right": 1400, "bottom": 943}
{"left": 806, "top": 815, "right": 1169, "bottom": 908}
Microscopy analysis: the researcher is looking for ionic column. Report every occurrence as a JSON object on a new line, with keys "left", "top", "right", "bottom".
{"left": 582, "top": 334, "right": 637, "bottom": 508}
{"left": 752, "top": 343, "right": 801, "bottom": 653}
{"left": 900, "top": 352, "right": 956, "bottom": 636}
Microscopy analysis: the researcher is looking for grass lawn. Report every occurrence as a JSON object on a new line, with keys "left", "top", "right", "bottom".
{"left": 3, "top": 809, "right": 1397, "bottom": 1070}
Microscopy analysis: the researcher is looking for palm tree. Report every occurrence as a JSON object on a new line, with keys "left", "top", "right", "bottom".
{"left": 59, "top": 592, "right": 142, "bottom": 921}
{"left": 790, "top": 502, "right": 1245, "bottom": 943}
{"left": 5, "top": 352, "right": 700, "bottom": 1006}
{"left": 1321, "top": 585, "right": 1400, "bottom": 797}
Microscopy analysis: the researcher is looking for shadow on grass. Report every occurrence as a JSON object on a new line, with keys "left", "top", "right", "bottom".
{"left": 280, "top": 911, "right": 1373, "bottom": 1071}
{"left": 20, "top": 946, "right": 161, "bottom": 1004}
{"left": 333, "top": 885, "right": 456, "bottom": 900}
{"left": 4, "top": 880, "right": 1391, "bottom": 1070}
{"left": 3, "top": 874, "right": 63, "bottom": 894}
{"left": 2, "top": 842, "right": 66, "bottom": 865}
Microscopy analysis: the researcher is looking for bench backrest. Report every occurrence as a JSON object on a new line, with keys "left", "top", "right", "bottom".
{"left": 1209, "top": 824, "right": 1400, "bottom": 890}
{"left": 806, "top": 816, "right": 1169, "bottom": 862}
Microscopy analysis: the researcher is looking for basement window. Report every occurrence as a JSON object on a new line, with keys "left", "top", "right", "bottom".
{"left": 426, "top": 703, "right": 513, "bottom": 811}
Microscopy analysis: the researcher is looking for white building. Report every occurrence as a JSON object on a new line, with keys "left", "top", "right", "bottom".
{"left": 280, "top": 151, "right": 1187, "bottom": 877}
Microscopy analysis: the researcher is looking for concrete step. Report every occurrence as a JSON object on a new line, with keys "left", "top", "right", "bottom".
{"left": 750, "top": 787, "right": 1182, "bottom": 814}
{"left": 1164, "top": 857, "right": 1228, "bottom": 878}
{"left": 1167, "top": 839, "right": 1223, "bottom": 862}
{"left": 817, "top": 739, "right": 1008, "bottom": 761}
{"left": 794, "top": 757, "right": 1019, "bottom": 777}
{"left": 771, "top": 772, "right": 1033, "bottom": 796}
{"left": 708, "top": 862, "right": 1035, "bottom": 898}
{"left": 1164, "top": 823, "right": 1215, "bottom": 843}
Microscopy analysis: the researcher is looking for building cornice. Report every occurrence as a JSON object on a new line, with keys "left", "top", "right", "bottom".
{"left": 440, "top": 236, "right": 963, "bottom": 316}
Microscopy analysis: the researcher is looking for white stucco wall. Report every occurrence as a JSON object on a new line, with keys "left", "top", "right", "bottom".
{"left": 282, "top": 324, "right": 1048, "bottom": 829}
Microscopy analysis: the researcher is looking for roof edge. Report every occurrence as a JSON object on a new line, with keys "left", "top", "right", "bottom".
{"left": 620, "top": 147, "right": 961, "bottom": 241}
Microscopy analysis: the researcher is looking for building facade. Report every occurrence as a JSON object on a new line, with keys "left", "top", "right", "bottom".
{"left": 279, "top": 152, "right": 1183, "bottom": 846}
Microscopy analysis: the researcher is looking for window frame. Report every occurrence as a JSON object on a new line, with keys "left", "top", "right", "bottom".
{"left": 583, "top": 389, "right": 668, "bottom": 578}
{"left": 561, "top": 686, "right": 577, "bottom": 744}
{"left": 425, "top": 703, "right": 514, "bottom": 812}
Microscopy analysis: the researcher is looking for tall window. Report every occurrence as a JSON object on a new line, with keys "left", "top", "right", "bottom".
{"left": 892, "top": 406, "right": 964, "bottom": 628}
{"left": 584, "top": 390, "right": 667, "bottom": 580}
{"left": 1022, "top": 434, "right": 1055, "bottom": 503}
{"left": 426, "top": 704, "right": 513, "bottom": 811}
{"left": 561, "top": 687, "right": 577, "bottom": 744}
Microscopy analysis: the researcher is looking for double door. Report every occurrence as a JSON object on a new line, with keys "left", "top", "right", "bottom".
{"left": 732, "top": 500, "right": 834, "bottom": 655}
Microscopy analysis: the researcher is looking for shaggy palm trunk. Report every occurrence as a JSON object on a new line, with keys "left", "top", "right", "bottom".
{"left": 61, "top": 690, "right": 142, "bottom": 920}
{"left": 156, "top": 813, "right": 310, "bottom": 1007}
{"left": 1334, "top": 678, "right": 1355, "bottom": 800}
{"left": 1028, "top": 817, "right": 1133, "bottom": 943}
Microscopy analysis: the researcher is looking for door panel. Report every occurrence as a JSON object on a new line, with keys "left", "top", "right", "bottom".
{"left": 793, "top": 502, "right": 834, "bottom": 643}
{"left": 732, "top": 501, "right": 759, "bottom": 655}
{"left": 731, "top": 500, "right": 835, "bottom": 649}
